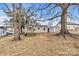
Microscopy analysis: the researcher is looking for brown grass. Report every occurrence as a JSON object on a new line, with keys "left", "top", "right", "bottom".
{"left": 0, "top": 33, "right": 79, "bottom": 56}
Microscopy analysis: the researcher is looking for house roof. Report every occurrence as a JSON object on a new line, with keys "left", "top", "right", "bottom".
{"left": 49, "top": 26, "right": 60, "bottom": 28}
{"left": 67, "top": 22, "right": 79, "bottom": 25}
{"left": 49, "top": 21, "right": 79, "bottom": 28}
{"left": 56, "top": 21, "right": 79, "bottom": 26}
{"left": 0, "top": 26, "right": 6, "bottom": 29}
{"left": 25, "top": 25, "right": 48, "bottom": 28}
{"left": 0, "top": 25, "right": 13, "bottom": 28}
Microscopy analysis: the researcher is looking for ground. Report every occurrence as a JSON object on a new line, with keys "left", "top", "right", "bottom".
{"left": 0, "top": 33, "right": 79, "bottom": 56}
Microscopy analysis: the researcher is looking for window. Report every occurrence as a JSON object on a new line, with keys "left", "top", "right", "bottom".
{"left": 36, "top": 23, "right": 38, "bottom": 25}
{"left": 3, "top": 31, "right": 4, "bottom": 33}
{"left": 33, "top": 29, "right": 35, "bottom": 31}
{"left": 38, "top": 27, "right": 40, "bottom": 30}
{"left": 29, "top": 28, "right": 31, "bottom": 30}
{"left": 68, "top": 26, "right": 70, "bottom": 29}
{"left": 43, "top": 28, "right": 45, "bottom": 30}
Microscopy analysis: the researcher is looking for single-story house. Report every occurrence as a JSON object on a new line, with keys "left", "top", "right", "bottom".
{"left": 6, "top": 26, "right": 14, "bottom": 34}
{"left": 49, "top": 26, "right": 60, "bottom": 33}
{"left": 0, "top": 25, "right": 14, "bottom": 36}
{"left": 49, "top": 22, "right": 79, "bottom": 33}
{"left": 24, "top": 25, "right": 48, "bottom": 33}
{"left": 0, "top": 26, "right": 7, "bottom": 36}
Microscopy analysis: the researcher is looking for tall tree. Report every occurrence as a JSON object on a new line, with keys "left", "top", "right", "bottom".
{"left": 59, "top": 3, "right": 70, "bottom": 37}
{"left": 12, "top": 3, "right": 21, "bottom": 40}
{"left": 35, "top": 3, "right": 70, "bottom": 37}
{"left": 18, "top": 3, "right": 23, "bottom": 34}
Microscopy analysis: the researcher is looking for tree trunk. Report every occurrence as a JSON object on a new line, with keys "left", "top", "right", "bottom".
{"left": 12, "top": 3, "right": 21, "bottom": 40}
{"left": 21, "top": 26, "right": 22, "bottom": 34}
{"left": 60, "top": 3, "right": 69, "bottom": 36}
{"left": 19, "top": 3, "right": 23, "bottom": 34}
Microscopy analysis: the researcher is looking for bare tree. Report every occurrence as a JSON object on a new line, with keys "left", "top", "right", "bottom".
{"left": 2, "top": 3, "right": 79, "bottom": 40}
{"left": 12, "top": 3, "right": 21, "bottom": 40}
{"left": 58, "top": 3, "right": 70, "bottom": 37}
{"left": 33, "top": 3, "right": 79, "bottom": 38}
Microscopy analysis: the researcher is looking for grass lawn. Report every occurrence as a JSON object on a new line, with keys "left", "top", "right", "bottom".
{"left": 0, "top": 33, "right": 79, "bottom": 56}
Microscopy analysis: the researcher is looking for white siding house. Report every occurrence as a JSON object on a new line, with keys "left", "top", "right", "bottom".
{"left": 24, "top": 25, "right": 48, "bottom": 33}
{"left": 49, "top": 22, "right": 79, "bottom": 33}
{"left": 0, "top": 27, "right": 6, "bottom": 36}
{"left": 6, "top": 27, "right": 14, "bottom": 34}
{"left": 49, "top": 26, "right": 60, "bottom": 33}
{"left": 0, "top": 25, "right": 14, "bottom": 36}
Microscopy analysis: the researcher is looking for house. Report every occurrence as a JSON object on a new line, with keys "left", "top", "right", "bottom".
{"left": 0, "top": 26, "right": 7, "bottom": 36}
{"left": 0, "top": 25, "right": 14, "bottom": 36}
{"left": 24, "top": 17, "right": 48, "bottom": 33}
{"left": 49, "top": 26, "right": 60, "bottom": 33}
{"left": 6, "top": 26, "right": 14, "bottom": 34}
{"left": 24, "top": 24, "right": 48, "bottom": 33}
{"left": 49, "top": 22, "right": 79, "bottom": 33}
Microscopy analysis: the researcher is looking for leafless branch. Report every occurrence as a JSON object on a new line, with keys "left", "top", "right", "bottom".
{"left": 38, "top": 3, "right": 52, "bottom": 10}
{"left": 3, "top": 3, "right": 11, "bottom": 12}
{"left": 71, "top": 3, "right": 79, "bottom": 5}
{"left": 35, "top": 14, "right": 61, "bottom": 22}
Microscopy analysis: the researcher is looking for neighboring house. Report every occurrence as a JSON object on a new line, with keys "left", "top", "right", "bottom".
{"left": 0, "top": 25, "right": 14, "bottom": 36}
{"left": 24, "top": 25, "right": 48, "bottom": 33}
{"left": 0, "top": 27, "right": 7, "bottom": 36}
{"left": 49, "top": 22, "right": 79, "bottom": 33}
{"left": 66, "top": 22, "right": 79, "bottom": 30}
{"left": 6, "top": 26, "right": 14, "bottom": 34}
{"left": 49, "top": 26, "right": 60, "bottom": 33}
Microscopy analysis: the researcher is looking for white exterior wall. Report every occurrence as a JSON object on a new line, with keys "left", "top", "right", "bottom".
{"left": 25, "top": 27, "right": 28, "bottom": 33}
{"left": 49, "top": 27, "right": 60, "bottom": 33}
{"left": 67, "top": 25, "right": 74, "bottom": 30}
{"left": 25, "top": 27, "right": 48, "bottom": 33}
{"left": 49, "top": 25, "right": 79, "bottom": 33}
{"left": 24, "top": 27, "right": 33, "bottom": 33}
{"left": 7, "top": 28, "right": 14, "bottom": 33}
{"left": 0, "top": 29, "right": 6, "bottom": 36}
{"left": 33, "top": 27, "right": 48, "bottom": 33}
{"left": 67, "top": 25, "right": 79, "bottom": 30}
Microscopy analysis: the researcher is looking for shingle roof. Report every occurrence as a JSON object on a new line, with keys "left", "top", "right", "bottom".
{"left": 0, "top": 26, "right": 6, "bottom": 29}
{"left": 56, "top": 21, "right": 79, "bottom": 26}
{"left": 67, "top": 22, "right": 79, "bottom": 25}
{"left": 25, "top": 25, "right": 48, "bottom": 27}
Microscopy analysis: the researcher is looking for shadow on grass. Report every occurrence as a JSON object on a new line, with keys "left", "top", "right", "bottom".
{"left": 53, "top": 33, "right": 79, "bottom": 40}
{"left": 24, "top": 33, "right": 37, "bottom": 37}
{"left": 68, "top": 34, "right": 79, "bottom": 40}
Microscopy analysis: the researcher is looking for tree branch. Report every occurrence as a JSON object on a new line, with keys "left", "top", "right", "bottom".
{"left": 53, "top": 3, "right": 61, "bottom": 7}
{"left": 38, "top": 3, "right": 52, "bottom": 10}
{"left": 35, "top": 14, "right": 61, "bottom": 22}
{"left": 3, "top": 3, "right": 11, "bottom": 12}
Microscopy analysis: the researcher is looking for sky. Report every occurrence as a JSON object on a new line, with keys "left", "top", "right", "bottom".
{"left": 0, "top": 3, "right": 79, "bottom": 26}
